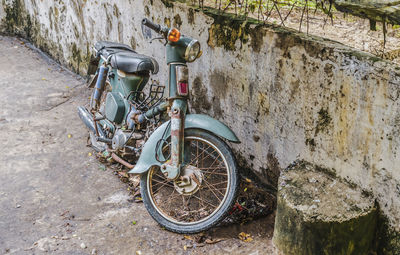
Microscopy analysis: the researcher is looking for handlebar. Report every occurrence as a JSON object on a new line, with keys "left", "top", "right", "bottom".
{"left": 142, "top": 18, "right": 162, "bottom": 34}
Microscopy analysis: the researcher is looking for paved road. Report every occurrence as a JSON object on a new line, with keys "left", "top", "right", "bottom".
{"left": 0, "top": 36, "right": 274, "bottom": 255}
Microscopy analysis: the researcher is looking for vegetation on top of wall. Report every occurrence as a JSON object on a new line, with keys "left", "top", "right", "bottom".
{"left": 187, "top": 0, "right": 400, "bottom": 60}
{"left": 200, "top": 4, "right": 391, "bottom": 66}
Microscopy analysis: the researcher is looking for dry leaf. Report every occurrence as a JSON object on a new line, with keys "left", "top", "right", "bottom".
{"left": 205, "top": 238, "right": 225, "bottom": 244}
{"left": 184, "top": 235, "right": 193, "bottom": 240}
{"left": 245, "top": 178, "right": 252, "bottom": 183}
{"left": 118, "top": 171, "right": 129, "bottom": 178}
{"left": 129, "top": 175, "right": 141, "bottom": 188}
{"left": 238, "top": 232, "right": 253, "bottom": 242}
{"left": 132, "top": 190, "right": 141, "bottom": 197}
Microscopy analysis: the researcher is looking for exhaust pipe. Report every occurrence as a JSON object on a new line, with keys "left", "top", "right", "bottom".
{"left": 77, "top": 106, "right": 106, "bottom": 138}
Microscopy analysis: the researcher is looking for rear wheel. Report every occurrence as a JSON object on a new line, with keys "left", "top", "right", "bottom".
{"left": 140, "top": 129, "right": 238, "bottom": 233}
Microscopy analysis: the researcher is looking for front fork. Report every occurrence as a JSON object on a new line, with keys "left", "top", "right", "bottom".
{"left": 160, "top": 99, "right": 187, "bottom": 180}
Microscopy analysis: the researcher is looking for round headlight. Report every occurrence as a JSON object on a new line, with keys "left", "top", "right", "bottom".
{"left": 184, "top": 40, "right": 200, "bottom": 62}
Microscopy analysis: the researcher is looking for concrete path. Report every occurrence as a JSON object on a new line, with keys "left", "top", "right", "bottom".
{"left": 0, "top": 35, "right": 274, "bottom": 255}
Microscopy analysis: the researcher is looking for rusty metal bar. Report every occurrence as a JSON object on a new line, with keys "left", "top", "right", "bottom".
{"left": 111, "top": 152, "right": 134, "bottom": 169}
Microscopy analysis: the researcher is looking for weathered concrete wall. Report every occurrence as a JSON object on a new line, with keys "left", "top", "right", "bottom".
{"left": 1, "top": 0, "right": 400, "bottom": 251}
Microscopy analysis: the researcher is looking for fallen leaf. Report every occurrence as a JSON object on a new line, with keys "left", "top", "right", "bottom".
{"left": 238, "top": 232, "right": 253, "bottom": 242}
{"left": 205, "top": 238, "right": 225, "bottom": 244}
{"left": 245, "top": 178, "right": 252, "bottom": 183}
{"left": 42, "top": 78, "right": 47, "bottom": 81}
{"left": 183, "top": 245, "right": 187, "bottom": 251}
{"left": 118, "top": 171, "right": 129, "bottom": 178}
{"left": 132, "top": 221, "right": 136, "bottom": 225}
{"left": 67, "top": 134, "right": 72, "bottom": 138}
{"left": 129, "top": 175, "right": 141, "bottom": 188}
{"left": 184, "top": 235, "right": 193, "bottom": 240}
{"left": 88, "top": 152, "right": 92, "bottom": 156}
{"left": 101, "top": 151, "right": 110, "bottom": 158}
{"left": 244, "top": 187, "right": 248, "bottom": 192}
{"left": 133, "top": 190, "right": 141, "bottom": 197}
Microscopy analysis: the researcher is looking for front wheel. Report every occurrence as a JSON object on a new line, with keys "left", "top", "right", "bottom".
{"left": 140, "top": 129, "right": 239, "bottom": 234}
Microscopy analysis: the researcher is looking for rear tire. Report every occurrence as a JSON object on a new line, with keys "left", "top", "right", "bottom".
{"left": 140, "top": 129, "right": 238, "bottom": 234}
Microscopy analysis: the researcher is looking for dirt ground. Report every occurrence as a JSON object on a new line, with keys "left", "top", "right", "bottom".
{"left": 0, "top": 35, "right": 276, "bottom": 255}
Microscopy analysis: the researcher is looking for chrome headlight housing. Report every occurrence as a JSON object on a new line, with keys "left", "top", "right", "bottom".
{"left": 184, "top": 40, "right": 201, "bottom": 63}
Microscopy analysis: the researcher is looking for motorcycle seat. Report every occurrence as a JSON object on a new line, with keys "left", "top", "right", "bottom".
{"left": 94, "top": 41, "right": 158, "bottom": 74}
{"left": 95, "top": 41, "right": 135, "bottom": 57}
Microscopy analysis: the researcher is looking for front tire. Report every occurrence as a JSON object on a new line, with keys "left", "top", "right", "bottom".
{"left": 140, "top": 129, "right": 239, "bottom": 234}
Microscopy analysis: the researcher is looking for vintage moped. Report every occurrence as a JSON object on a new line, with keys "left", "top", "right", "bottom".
{"left": 78, "top": 18, "right": 240, "bottom": 233}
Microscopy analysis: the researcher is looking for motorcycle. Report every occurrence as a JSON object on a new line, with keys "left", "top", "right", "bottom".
{"left": 78, "top": 18, "right": 240, "bottom": 234}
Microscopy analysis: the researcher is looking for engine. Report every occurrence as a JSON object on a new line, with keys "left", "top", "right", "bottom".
{"left": 111, "top": 129, "right": 144, "bottom": 150}
{"left": 112, "top": 129, "right": 131, "bottom": 150}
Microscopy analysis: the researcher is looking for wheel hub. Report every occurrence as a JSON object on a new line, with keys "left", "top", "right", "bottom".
{"left": 174, "top": 165, "right": 203, "bottom": 195}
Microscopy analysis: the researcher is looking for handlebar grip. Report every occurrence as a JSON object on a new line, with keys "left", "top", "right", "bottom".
{"left": 142, "top": 18, "right": 161, "bottom": 33}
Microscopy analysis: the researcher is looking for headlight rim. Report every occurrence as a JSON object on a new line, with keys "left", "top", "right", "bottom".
{"left": 184, "top": 39, "right": 200, "bottom": 63}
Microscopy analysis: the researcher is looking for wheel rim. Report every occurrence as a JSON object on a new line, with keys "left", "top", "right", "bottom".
{"left": 147, "top": 135, "right": 231, "bottom": 225}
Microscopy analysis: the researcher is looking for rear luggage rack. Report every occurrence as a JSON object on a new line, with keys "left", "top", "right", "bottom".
{"left": 128, "top": 83, "right": 165, "bottom": 112}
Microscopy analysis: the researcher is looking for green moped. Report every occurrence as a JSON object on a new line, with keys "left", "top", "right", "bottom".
{"left": 78, "top": 18, "right": 240, "bottom": 233}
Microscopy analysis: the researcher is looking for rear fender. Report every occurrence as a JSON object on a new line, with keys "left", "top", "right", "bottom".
{"left": 128, "top": 114, "right": 239, "bottom": 174}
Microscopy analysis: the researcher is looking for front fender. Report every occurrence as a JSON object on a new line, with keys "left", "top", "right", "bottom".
{"left": 128, "top": 114, "right": 239, "bottom": 174}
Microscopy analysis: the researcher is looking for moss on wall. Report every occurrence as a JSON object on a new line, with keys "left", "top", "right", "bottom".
{"left": 376, "top": 212, "right": 400, "bottom": 255}
{"left": 203, "top": 7, "right": 259, "bottom": 51}
{"left": 160, "top": 0, "right": 188, "bottom": 8}
{"left": 1, "top": 0, "right": 30, "bottom": 37}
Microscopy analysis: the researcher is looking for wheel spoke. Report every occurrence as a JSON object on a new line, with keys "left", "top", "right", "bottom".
{"left": 202, "top": 178, "right": 225, "bottom": 199}
{"left": 188, "top": 144, "right": 215, "bottom": 167}
{"left": 200, "top": 171, "right": 228, "bottom": 176}
{"left": 192, "top": 194, "right": 218, "bottom": 208}
{"left": 152, "top": 180, "right": 175, "bottom": 194}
